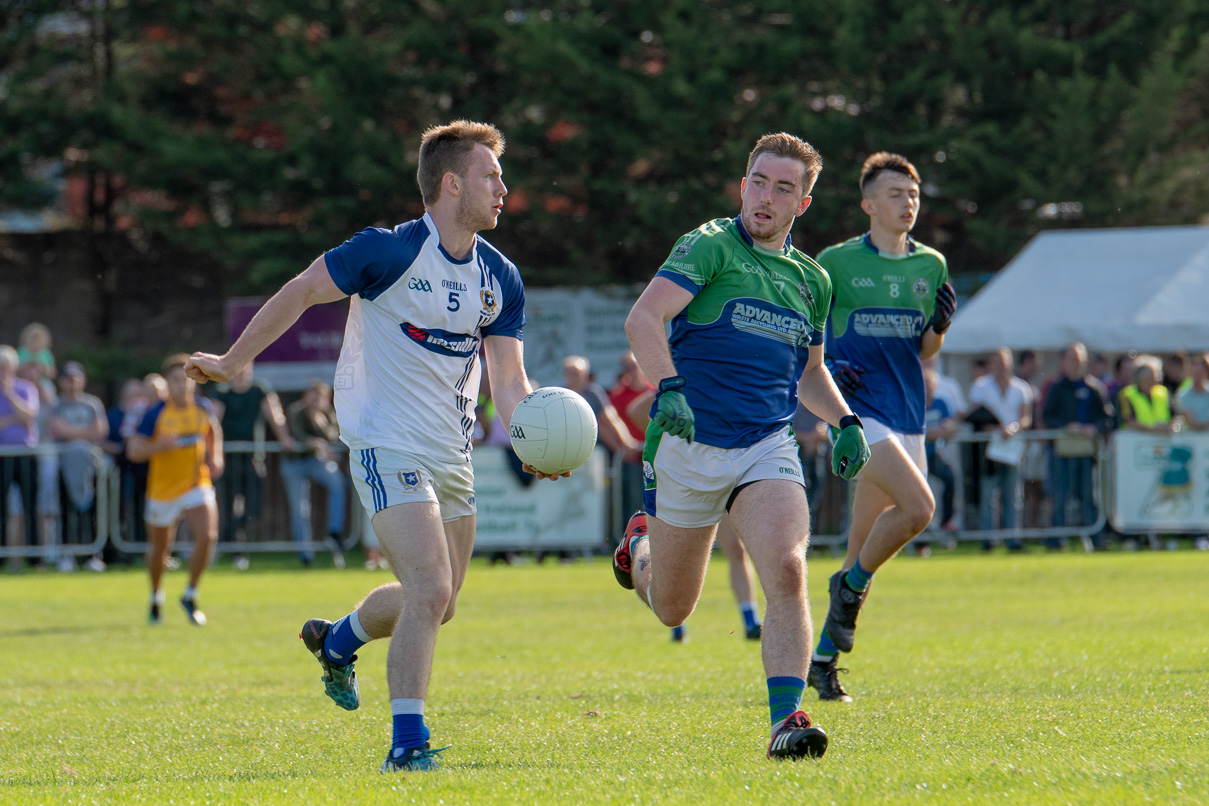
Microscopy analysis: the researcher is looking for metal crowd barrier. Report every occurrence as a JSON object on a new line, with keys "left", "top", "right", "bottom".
{"left": 106, "top": 441, "right": 367, "bottom": 558}
{"left": 606, "top": 427, "right": 1112, "bottom": 553}
{"left": 0, "top": 442, "right": 110, "bottom": 560}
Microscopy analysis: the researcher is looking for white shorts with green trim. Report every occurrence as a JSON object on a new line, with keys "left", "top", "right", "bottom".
{"left": 643, "top": 425, "right": 805, "bottom": 529}
{"left": 350, "top": 447, "right": 475, "bottom": 524}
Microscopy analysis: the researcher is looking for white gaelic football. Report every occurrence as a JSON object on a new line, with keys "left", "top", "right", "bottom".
{"left": 508, "top": 387, "right": 599, "bottom": 475}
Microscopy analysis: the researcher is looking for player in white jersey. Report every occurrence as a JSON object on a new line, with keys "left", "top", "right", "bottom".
{"left": 185, "top": 120, "right": 561, "bottom": 773}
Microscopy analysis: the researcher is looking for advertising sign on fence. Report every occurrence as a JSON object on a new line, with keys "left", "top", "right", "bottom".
{"left": 1111, "top": 430, "right": 1209, "bottom": 532}
{"left": 472, "top": 446, "right": 607, "bottom": 551}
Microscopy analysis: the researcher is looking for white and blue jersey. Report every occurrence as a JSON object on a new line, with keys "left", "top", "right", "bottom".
{"left": 325, "top": 212, "right": 525, "bottom": 463}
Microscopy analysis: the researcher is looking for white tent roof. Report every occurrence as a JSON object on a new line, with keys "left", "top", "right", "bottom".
{"left": 943, "top": 226, "right": 1209, "bottom": 354}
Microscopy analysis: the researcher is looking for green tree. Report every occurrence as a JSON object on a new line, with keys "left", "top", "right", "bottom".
{"left": 2, "top": 0, "right": 1207, "bottom": 301}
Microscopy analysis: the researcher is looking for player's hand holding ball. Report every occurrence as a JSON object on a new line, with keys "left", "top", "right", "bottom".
{"left": 931, "top": 282, "right": 957, "bottom": 334}
{"left": 652, "top": 376, "right": 695, "bottom": 443}
{"left": 509, "top": 387, "right": 597, "bottom": 478}
{"left": 831, "top": 414, "right": 870, "bottom": 480}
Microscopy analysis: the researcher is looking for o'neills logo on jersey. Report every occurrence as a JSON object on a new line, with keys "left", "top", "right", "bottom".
{"left": 401, "top": 322, "right": 480, "bottom": 357}
{"left": 730, "top": 301, "right": 810, "bottom": 347}
{"left": 852, "top": 308, "right": 925, "bottom": 339}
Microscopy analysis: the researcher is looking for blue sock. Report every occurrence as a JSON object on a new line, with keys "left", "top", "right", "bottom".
{"left": 844, "top": 557, "right": 874, "bottom": 593}
{"left": 813, "top": 629, "right": 839, "bottom": 661}
{"left": 323, "top": 612, "right": 371, "bottom": 667}
{"left": 671, "top": 624, "right": 688, "bottom": 641}
{"left": 391, "top": 699, "right": 430, "bottom": 750}
{"left": 739, "top": 601, "right": 761, "bottom": 631}
{"left": 767, "top": 676, "right": 805, "bottom": 727}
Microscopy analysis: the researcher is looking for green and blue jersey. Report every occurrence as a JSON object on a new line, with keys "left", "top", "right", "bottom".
{"left": 655, "top": 217, "right": 832, "bottom": 449}
{"left": 818, "top": 234, "right": 948, "bottom": 434}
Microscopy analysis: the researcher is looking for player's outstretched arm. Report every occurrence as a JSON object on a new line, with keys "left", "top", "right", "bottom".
{"left": 483, "top": 334, "right": 566, "bottom": 479}
{"left": 186, "top": 257, "right": 347, "bottom": 385}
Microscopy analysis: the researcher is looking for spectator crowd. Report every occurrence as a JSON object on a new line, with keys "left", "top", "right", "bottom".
{"left": 4, "top": 319, "right": 1208, "bottom": 573}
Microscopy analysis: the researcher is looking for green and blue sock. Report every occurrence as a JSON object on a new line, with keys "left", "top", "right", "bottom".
{"left": 813, "top": 630, "right": 839, "bottom": 662}
{"left": 844, "top": 557, "right": 873, "bottom": 593}
{"left": 767, "top": 676, "right": 805, "bottom": 727}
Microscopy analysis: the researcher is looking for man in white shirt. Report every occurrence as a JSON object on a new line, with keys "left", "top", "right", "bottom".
{"left": 968, "top": 347, "right": 1032, "bottom": 541}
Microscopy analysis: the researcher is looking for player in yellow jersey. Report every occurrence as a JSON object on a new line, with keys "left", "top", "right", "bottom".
{"left": 128, "top": 354, "right": 224, "bottom": 625}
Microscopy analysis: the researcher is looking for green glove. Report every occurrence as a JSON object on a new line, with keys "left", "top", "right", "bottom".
{"left": 831, "top": 414, "right": 870, "bottom": 480}
{"left": 652, "top": 376, "right": 695, "bottom": 443}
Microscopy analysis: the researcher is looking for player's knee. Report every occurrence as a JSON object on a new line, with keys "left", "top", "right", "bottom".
{"left": 651, "top": 592, "right": 695, "bottom": 627}
{"left": 764, "top": 552, "right": 808, "bottom": 598}
{"left": 413, "top": 579, "right": 454, "bottom": 622}
{"left": 440, "top": 596, "right": 459, "bottom": 624}
{"left": 655, "top": 604, "right": 693, "bottom": 628}
{"left": 904, "top": 489, "right": 936, "bottom": 535}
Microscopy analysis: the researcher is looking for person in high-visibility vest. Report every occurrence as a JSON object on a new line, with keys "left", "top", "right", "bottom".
{"left": 1118, "top": 356, "right": 1174, "bottom": 433}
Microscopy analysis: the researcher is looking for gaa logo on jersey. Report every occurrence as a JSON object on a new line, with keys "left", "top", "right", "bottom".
{"left": 480, "top": 288, "right": 498, "bottom": 313}
{"left": 398, "top": 470, "right": 422, "bottom": 490}
{"left": 913, "top": 278, "right": 930, "bottom": 299}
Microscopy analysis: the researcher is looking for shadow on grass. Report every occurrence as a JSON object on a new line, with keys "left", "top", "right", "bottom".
{"left": 0, "top": 623, "right": 134, "bottom": 639}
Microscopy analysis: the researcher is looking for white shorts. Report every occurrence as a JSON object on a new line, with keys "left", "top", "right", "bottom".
{"left": 643, "top": 426, "right": 805, "bottom": 529}
{"left": 145, "top": 486, "right": 216, "bottom": 528}
{"left": 860, "top": 416, "right": 927, "bottom": 475}
{"left": 350, "top": 447, "right": 475, "bottom": 524}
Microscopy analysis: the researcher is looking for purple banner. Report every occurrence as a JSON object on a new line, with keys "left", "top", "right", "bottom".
{"left": 225, "top": 297, "right": 348, "bottom": 362}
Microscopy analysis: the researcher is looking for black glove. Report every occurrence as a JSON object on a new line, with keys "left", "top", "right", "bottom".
{"left": 932, "top": 282, "right": 956, "bottom": 334}
{"left": 825, "top": 358, "right": 864, "bottom": 396}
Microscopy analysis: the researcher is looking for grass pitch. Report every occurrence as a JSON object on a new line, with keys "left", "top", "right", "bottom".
{"left": 2, "top": 549, "right": 1207, "bottom": 804}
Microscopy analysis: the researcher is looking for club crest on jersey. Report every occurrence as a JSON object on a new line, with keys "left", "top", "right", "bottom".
{"left": 480, "top": 288, "right": 498, "bottom": 313}
{"left": 398, "top": 470, "right": 422, "bottom": 490}
{"left": 798, "top": 282, "right": 815, "bottom": 308}
{"left": 913, "top": 278, "right": 930, "bottom": 299}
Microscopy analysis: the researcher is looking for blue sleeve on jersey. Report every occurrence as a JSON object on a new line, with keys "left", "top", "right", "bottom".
{"left": 481, "top": 254, "right": 526, "bottom": 340}
{"left": 325, "top": 221, "right": 429, "bottom": 301}
{"left": 136, "top": 402, "right": 166, "bottom": 438}
{"left": 654, "top": 269, "right": 701, "bottom": 294}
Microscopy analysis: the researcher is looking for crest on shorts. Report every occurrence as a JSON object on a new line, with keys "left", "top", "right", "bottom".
{"left": 399, "top": 470, "right": 421, "bottom": 490}
{"left": 913, "top": 278, "right": 930, "bottom": 299}
{"left": 798, "top": 282, "right": 815, "bottom": 308}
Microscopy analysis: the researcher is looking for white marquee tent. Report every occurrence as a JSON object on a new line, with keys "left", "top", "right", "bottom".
{"left": 942, "top": 226, "right": 1209, "bottom": 355}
